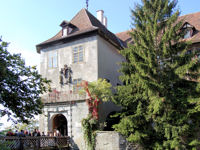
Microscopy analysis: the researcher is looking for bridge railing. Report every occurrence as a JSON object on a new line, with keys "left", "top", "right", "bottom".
{"left": 0, "top": 136, "right": 69, "bottom": 150}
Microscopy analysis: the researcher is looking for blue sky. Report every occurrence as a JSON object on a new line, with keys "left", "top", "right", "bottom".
{"left": 0, "top": 0, "right": 200, "bottom": 127}
{"left": 0, "top": 0, "right": 199, "bottom": 67}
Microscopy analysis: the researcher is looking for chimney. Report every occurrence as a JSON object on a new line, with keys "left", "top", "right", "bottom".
{"left": 96, "top": 10, "right": 107, "bottom": 28}
{"left": 96, "top": 10, "right": 104, "bottom": 24}
{"left": 103, "top": 16, "right": 107, "bottom": 28}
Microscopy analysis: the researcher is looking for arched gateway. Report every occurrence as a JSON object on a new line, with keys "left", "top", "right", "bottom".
{"left": 52, "top": 114, "right": 68, "bottom": 136}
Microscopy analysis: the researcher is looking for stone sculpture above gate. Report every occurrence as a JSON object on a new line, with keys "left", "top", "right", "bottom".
{"left": 60, "top": 64, "right": 73, "bottom": 85}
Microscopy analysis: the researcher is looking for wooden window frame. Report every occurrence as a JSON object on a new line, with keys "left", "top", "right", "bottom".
{"left": 73, "top": 78, "right": 82, "bottom": 93}
{"left": 72, "top": 46, "right": 84, "bottom": 64}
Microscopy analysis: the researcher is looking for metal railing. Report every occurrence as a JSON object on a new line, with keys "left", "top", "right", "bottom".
{"left": 0, "top": 136, "right": 69, "bottom": 150}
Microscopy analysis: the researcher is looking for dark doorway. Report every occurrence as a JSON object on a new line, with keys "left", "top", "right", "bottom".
{"left": 104, "top": 111, "right": 120, "bottom": 131}
{"left": 53, "top": 114, "right": 68, "bottom": 136}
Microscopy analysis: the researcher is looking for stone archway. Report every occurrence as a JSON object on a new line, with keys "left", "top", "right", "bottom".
{"left": 52, "top": 114, "right": 68, "bottom": 136}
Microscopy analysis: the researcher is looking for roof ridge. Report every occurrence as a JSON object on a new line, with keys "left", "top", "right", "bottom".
{"left": 83, "top": 9, "right": 126, "bottom": 47}
{"left": 69, "top": 8, "right": 84, "bottom": 23}
{"left": 180, "top": 11, "right": 200, "bottom": 17}
{"left": 83, "top": 8, "right": 96, "bottom": 28}
{"left": 116, "top": 30, "right": 131, "bottom": 35}
{"left": 85, "top": 9, "right": 106, "bottom": 29}
{"left": 70, "top": 8, "right": 93, "bottom": 27}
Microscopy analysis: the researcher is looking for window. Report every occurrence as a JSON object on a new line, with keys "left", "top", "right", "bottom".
{"left": 184, "top": 30, "right": 191, "bottom": 39}
{"left": 63, "top": 28, "right": 68, "bottom": 36}
{"left": 48, "top": 51, "right": 57, "bottom": 68}
{"left": 182, "top": 23, "right": 195, "bottom": 39}
{"left": 72, "top": 46, "right": 84, "bottom": 63}
{"left": 73, "top": 78, "right": 82, "bottom": 93}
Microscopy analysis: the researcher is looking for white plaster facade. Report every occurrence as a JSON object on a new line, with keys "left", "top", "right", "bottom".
{"left": 40, "top": 35, "right": 98, "bottom": 89}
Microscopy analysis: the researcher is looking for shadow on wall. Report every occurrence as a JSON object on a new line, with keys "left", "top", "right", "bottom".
{"left": 104, "top": 111, "right": 120, "bottom": 131}
{"left": 69, "top": 137, "right": 79, "bottom": 150}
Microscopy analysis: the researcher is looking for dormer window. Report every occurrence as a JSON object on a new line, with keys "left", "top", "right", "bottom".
{"left": 60, "top": 20, "right": 77, "bottom": 37}
{"left": 181, "top": 22, "right": 196, "bottom": 39}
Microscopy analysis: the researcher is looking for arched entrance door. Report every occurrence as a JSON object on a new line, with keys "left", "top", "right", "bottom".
{"left": 52, "top": 114, "right": 68, "bottom": 136}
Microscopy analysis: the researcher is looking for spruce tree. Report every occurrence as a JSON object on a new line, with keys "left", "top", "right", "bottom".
{"left": 113, "top": 0, "right": 200, "bottom": 149}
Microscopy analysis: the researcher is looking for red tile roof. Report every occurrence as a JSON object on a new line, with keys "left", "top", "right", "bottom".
{"left": 37, "top": 10, "right": 200, "bottom": 53}
{"left": 178, "top": 12, "right": 200, "bottom": 43}
{"left": 116, "top": 30, "right": 131, "bottom": 42}
{"left": 116, "top": 12, "right": 200, "bottom": 44}
{"left": 36, "top": 8, "right": 125, "bottom": 53}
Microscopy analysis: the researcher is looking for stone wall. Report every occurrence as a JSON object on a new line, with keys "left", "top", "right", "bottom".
{"left": 95, "top": 131, "right": 127, "bottom": 150}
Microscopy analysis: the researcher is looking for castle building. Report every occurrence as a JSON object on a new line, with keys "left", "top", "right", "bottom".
{"left": 36, "top": 8, "right": 200, "bottom": 149}
{"left": 36, "top": 8, "right": 125, "bottom": 149}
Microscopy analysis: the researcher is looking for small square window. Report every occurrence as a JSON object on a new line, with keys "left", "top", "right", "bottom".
{"left": 73, "top": 78, "right": 82, "bottom": 93}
